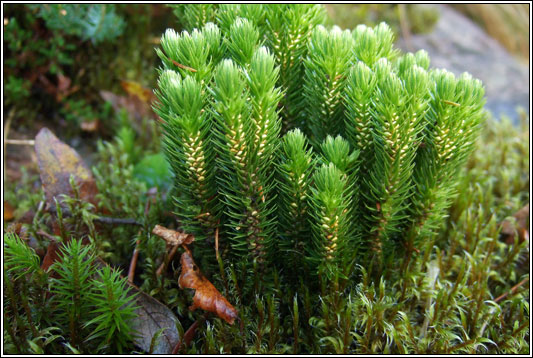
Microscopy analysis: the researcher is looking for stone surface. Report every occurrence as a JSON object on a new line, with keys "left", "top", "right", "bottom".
{"left": 396, "top": 5, "right": 529, "bottom": 123}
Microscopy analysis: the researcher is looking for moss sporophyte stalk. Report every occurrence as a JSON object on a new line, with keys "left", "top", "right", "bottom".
{"left": 155, "top": 4, "right": 486, "bottom": 288}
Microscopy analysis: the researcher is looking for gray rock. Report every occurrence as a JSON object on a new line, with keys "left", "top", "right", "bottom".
{"left": 396, "top": 4, "right": 529, "bottom": 123}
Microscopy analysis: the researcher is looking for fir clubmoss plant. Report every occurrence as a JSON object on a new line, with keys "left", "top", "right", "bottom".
{"left": 404, "top": 70, "right": 485, "bottom": 262}
{"left": 209, "top": 52, "right": 281, "bottom": 278}
{"left": 308, "top": 162, "right": 354, "bottom": 280}
{"left": 158, "top": 6, "right": 486, "bottom": 281}
{"left": 277, "top": 129, "right": 314, "bottom": 279}
{"left": 304, "top": 26, "right": 354, "bottom": 143}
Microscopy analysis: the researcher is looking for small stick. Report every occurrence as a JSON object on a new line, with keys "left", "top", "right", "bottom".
{"left": 128, "top": 200, "right": 151, "bottom": 283}
{"left": 128, "top": 231, "right": 142, "bottom": 284}
{"left": 494, "top": 277, "right": 529, "bottom": 303}
{"left": 94, "top": 216, "right": 142, "bottom": 226}
{"left": 166, "top": 55, "right": 197, "bottom": 73}
{"left": 37, "top": 230, "right": 60, "bottom": 242}
{"left": 153, "top": 224, "right": 195, "bottom": 277}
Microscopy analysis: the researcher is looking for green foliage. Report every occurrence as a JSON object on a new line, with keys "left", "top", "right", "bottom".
{"left": 4, "top": 76, "right": 31, "bottom": 107}
{"left": 262, "top": 4, "right": 327, "bottom": 130}
{"left": 133, "top": 153, "right": 172, "bottom": 189}
{"left": 59, "top": 98, "right": 104, "bottom": 126}
{"left": 3, "top": 236, "right": 140, "bottom": 354}
{"left": 155, "top": 70, "right": 219, "bottom": 242}
{"left": 406, "top": 70, "right": 486, "bottom": 250}
{"left": 277, "top": 129, "right": 314, "bottom": 277}
{"left": 351, "top": 22, "right": 398, "bottom": 68}
{"left": 209, "top": 52, "right": 281, "bottom": 274}
{"left": 29, "top": 4, "right": 126, "bottom": 44}
{"left": 173, "top": 4, "right": 327, "bottom": 131}
{"left": 170, "top": 4, "right": 217, "bottom": 30}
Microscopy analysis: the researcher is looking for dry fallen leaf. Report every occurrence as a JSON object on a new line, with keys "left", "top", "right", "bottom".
{"left": 41, "top": 240, "right": 60, "bottom": 273}
{"left": 37, "top": 73, "right": 79, "bottom": 102}
{"left": 152, "top": 225, "right": 195, "bottom": 246}
{"left": 4, "top": 200, "right": 15, "bottom": 221}
{"left": 500, "top": 204, "right": 529, "bottom": 244}
{"left": 100, "top": 90, "right": 158, "bottom": 132}
{"left": 128, "top": 285, "right": 181, "bottom": 354}
{"left": 34, "top": 127, "right": 98, "bottom": 207}
{"left": 178, "top": 247, "right": 238, "bottom": 324}
{"left": 34, "top": 128, "right": 99, "bottom": 270}
{"left": 100, "top": 80, "right": 157, "bottom": 127}
{"left": 121, "top": 80, "right": 156, "bottom": 104}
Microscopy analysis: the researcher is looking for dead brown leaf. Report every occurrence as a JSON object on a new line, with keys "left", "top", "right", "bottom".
{"left": 127, "top": 285, "right": 181, "bottom": 354}
{"left": 121, "top": 80, "right": 156, "bottom": 104}
{"left": 37, "top": 73, "right": 79, "bottom": 102}
{"left": 500, "top": 204, "right": 529, "bottom": 244}
{"left": 152, "top": 225, "right": 195, "bottom": 246}
{"left": 100, "top": 80, "right": 156, "bottom": 126}
{"left": 100, "top": 89, "right": 158, "bottom": 132}
{"left": 178, "top": 247, "right": 238, "bottom": 324}
{"left": 34, "top": 127, "right": 98, "bottom": 208}
{"left": 41, "top": 240, "right": 60, "bottom": 272}
{"left": 4, "top": 200, "right": 15, "bottom": 221}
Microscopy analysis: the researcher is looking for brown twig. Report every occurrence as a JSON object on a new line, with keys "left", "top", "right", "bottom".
{"left": 5, "top": 139, "right": 36, "bottom": 145}
{"left": 152, "top": 224, "right": 195, "bottom": 277}
{"left": 166, "top": 55, "right": 197, "bottom": 73}
{"left": 128, "top": 200, "right": 151, "bottom": 283}
{"left": 94, "top": 216, "right": 142, "bottom": 226}
{"left": 494, "top": 277, "right": 529, "bottom": 303}
{"left": 497, "top": 321, "right": 529, "bottom": 348}
{"left": 36, "top": 230, "right": 60, "bottom": 242}
{"left": 128, "top": 231, "right": 142, "bottom": 284}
